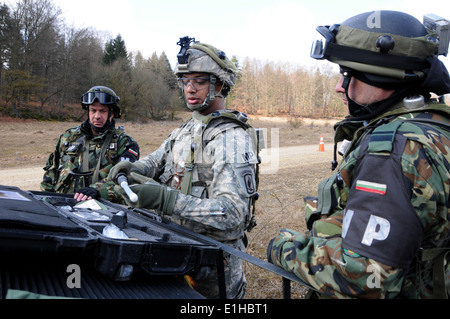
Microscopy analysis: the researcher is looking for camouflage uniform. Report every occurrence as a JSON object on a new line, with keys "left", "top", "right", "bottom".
{"left": 134, "top": 110, "right": 259, "bottom": 298}
{"left": 269, "top": 100, "right": 450, "bottom": 298}
{"left": 41, "top": 119, "right": 140, "bottom": 201}
{"left": 106, "top": 40, "right": 257, "bottom": 298}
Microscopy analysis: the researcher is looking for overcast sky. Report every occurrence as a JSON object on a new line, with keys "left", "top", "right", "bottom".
{"left": 27, "top": 0, "right": 450, "bottom": 71}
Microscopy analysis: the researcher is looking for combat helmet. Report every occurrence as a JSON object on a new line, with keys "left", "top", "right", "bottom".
{"left": 175, "top": 36, "right": 238, "bottom": 111}
{"left": 81, "top": 86, "right": 121, "bottom": 118}
{"left": 310, "top": 10, "right": 450, "bottom": 117}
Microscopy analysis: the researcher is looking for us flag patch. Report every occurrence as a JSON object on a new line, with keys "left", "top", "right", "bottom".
{"left": 355, "top": 180, "right": 387, "bottom": 195}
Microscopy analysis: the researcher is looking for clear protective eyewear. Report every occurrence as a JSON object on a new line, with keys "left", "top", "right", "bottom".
{"left": 310, "top": 24, "right": 340, "bottom": 60}
{"left": 81, "top": 91, "right": 119, "bottom": 105}
{"left": 177, "top": 77, "right": 210, "bottom": 90}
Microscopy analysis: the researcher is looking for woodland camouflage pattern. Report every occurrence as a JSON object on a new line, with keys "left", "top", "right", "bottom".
{"left": 41, "top": 120, "right": 139, "bottom": 198}
{"left": 269, "top": 101, "right": 450, "bottom": 298}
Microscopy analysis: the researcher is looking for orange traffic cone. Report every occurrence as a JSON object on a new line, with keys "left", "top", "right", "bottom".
{"left": 318, "top": 135, "right": 325, "bottom": 152}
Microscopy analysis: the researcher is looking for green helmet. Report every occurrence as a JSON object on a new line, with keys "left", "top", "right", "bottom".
{"left": 310, "top": 11, "right": 449, "bottom": 89}
{"left": 81, "top": 86, "right": 121, "bottom": 118}
{"left": 310, "top": 11, "right": 450, "bottom": 118}
{"left": 175, "top": 37, "right": 238, "bottom": 111}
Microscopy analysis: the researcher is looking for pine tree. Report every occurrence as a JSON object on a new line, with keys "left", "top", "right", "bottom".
{"left": 102, "top": 34, "right": 128, "bottom": 65}
{"left": 158, "top": 52, "right": 177, "bottom": 90}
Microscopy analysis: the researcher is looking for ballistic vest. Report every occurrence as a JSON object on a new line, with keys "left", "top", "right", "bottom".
{"left": 305, "top": 102, "right": 450, "bottom": 298}
{"left": 159, "top": 110, "right": 261, "bottom": 232}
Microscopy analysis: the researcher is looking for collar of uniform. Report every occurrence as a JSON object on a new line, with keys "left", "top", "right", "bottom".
{"left": 80, "top": 119, "right": 115, "bottom": 139}
{"left": 192, "top": 111, "right": 215, "bottom": 125}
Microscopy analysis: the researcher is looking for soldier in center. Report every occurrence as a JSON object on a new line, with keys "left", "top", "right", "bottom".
{"left": 107, "top": 38, "right": 259, "bottom": 299}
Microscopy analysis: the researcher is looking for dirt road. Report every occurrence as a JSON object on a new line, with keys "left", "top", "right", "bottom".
{"left": 0, "top": 143, "right": 333, "bottom": 191}
{"left": 0, "top": 117, "right": 336, "bottom": 299}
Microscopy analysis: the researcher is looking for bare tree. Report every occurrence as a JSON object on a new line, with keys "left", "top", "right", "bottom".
{"left": 232, "top": 58, "right": 345, "bottom": 118}
{"left": 0, "top": 0, "right": 345, "bottom": 121}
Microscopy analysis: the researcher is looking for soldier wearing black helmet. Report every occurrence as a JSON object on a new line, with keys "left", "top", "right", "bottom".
{"left": 269, "top": 11, "right": 450, "bottom": 298}
{"left": 41, "top": 86, "right": 140, "bottom": 202}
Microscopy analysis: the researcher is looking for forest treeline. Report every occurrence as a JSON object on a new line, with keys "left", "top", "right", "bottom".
{"left": 0, "top": 0, "right": 345, "bottom": 122}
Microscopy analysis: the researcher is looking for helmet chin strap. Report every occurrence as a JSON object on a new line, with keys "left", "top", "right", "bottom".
{"left": 341, "top": 69, "right": 414, "bottom": 121}
{"left": 185, "top": 75, "right": 223, "bottom": 112}
{"left": 186, "top": 93, "right": 211, "bottom": 112}
{"left": 341, "top": 71, "right": 376, "bottom": 118}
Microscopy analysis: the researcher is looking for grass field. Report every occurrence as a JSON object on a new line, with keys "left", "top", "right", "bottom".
{"left": 0, "top": 112, "right": 337, "bottom": 298}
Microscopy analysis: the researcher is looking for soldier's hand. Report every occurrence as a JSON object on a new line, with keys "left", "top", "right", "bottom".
{"left": 108, "top": 161, "right": 147, "bottom": 183}
{"left": 114, "top": 182, "right": 178, "bottom": 215}
{"left": 127, "top": 171, "right": 156, "bottom": 185}
{"left": 74, "top": 187, "right": 100, "bottom": 202}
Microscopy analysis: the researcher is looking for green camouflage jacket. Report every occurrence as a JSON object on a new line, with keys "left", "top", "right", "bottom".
{"left": 41, "top": 120, "right": 140, "bottom": 197}
{"left": 269, "top": 99, "right": 450, "bottom": 299}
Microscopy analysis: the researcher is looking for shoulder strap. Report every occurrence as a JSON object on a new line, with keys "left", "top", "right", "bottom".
{"left": 180, "top": 113, "right": 247, "bottom": 195}
{"left": 79, "top": 136, "right": 89, "bottom": 172}
{"left": 402, "top": 117, "right": 450, "bottom": 132}
{"left": 368, "top": 117, "right": 450, "bottom": 154}
{"left": 203, "top": 119, "right": 244, "bottom": 148}
{"left": 180, "top": 111, "right": 258, "bottom": 194}
{"left": 92, "top": 132, "right": 114, "bottom": 184}
{"left": 180, "top": 143, "right": 195, "bottom": 195}
{"left": 419, "top": 247, "right": 449, "bottom": 299}
{"left": 367, "top": 120, "right": 403, "bottom": 153}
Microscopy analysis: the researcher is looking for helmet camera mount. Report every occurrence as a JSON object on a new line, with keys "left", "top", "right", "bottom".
{"left": 177, "top": 36, "right": 197, "bottom": 64}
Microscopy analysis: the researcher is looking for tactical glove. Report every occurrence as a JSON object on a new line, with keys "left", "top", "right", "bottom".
{"left": 127, "top": 171, "right": 156, "bottom": 185}
{"left": 108, "top": 160, "right": 148, "bottom": 182}
{"left": 76, "top": 187, "right": 101, "bottom": 199}
{"left": 115, "top": 180, "right": 179, "bottom": 216}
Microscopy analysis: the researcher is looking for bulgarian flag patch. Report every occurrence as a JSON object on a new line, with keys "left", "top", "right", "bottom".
{"left": 355, "top": 180, "right": 387, "bottom": 195}
{"left": 128, "top": 149, "right": 138, "bottom": 157}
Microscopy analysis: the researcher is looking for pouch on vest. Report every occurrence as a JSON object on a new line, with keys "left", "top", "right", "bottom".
{"left": 305, "top": 173, "right": 344, "bottom": 240}
{"left": 304, "top": 172, "right": 341, "bottom": 230}
{"left": 191, "top": 185, "right": 207, "bottom": 199}
{"left": 189, "top": 112, "right": 260, "bottom": 232}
